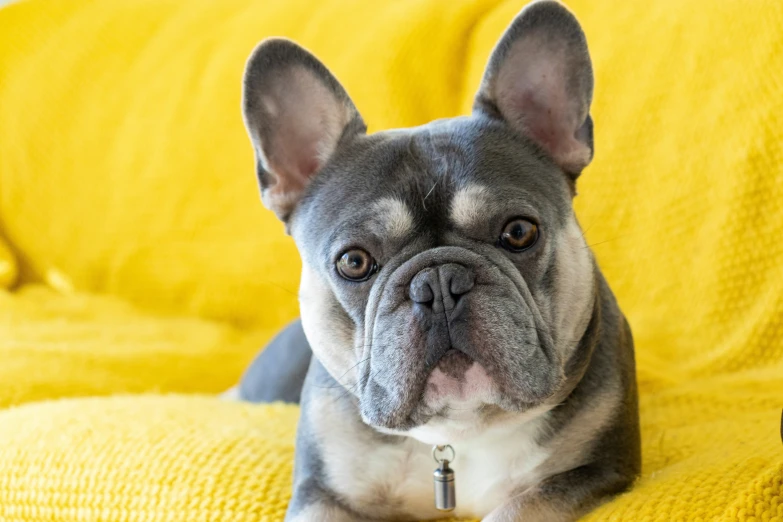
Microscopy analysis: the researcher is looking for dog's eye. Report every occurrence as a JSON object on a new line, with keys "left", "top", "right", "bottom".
{"left": 500, "top": 218, "right": 539, "bottom": 252}
{"left": 336, "top": 249, "right": 378, "bottom": 281}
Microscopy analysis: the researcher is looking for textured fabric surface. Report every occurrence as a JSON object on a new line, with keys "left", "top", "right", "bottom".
{"left": 0, "top": 0, "right": 782, "bottom": 520}
{"left": 0, "top": 397, "right": 299, "bottom": 521}
{"left": 0, "top": 286, "right": 276, "bottom": 410}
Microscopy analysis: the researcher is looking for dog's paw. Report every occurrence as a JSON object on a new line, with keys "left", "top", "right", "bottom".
{"left": 218, "top": 385, "right": 241, "bottom": 401}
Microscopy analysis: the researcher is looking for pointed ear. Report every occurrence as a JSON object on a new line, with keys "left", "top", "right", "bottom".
{"left": 474, "top": 0, "right": 594, "bottom": 178}
{"left": 242, "top": 39, "right": 366, "bottom": 221}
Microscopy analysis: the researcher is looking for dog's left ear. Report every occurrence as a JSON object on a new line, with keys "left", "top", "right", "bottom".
{"left": 474, "top": 0, "right": 594, "bottom": 178}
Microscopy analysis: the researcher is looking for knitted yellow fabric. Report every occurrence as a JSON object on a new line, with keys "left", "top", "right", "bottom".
{"left": 0, "top": 396, "right": 299, "bottom": 520}
{"left": 0, "top": 286, "right": 277, "bottom": 410}
{"left": 0, "top": 0, "right": 782, "bottom": 520}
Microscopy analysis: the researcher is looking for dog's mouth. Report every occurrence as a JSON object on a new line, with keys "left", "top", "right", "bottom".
{"left": 422, "top": 350, "right": 498, "bottom": 407}
{"left": 365, "top": 351, "right": 505, "bottom": 441}
{"left": 361, "top": 342, "right": 556, "bottom": 442}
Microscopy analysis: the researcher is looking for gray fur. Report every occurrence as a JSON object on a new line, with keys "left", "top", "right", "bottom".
{"left": 238, "top": 320, "right": 311, "bottom": 404}
{"left": 238, "top": 1, "right": 640, "bottom": 520}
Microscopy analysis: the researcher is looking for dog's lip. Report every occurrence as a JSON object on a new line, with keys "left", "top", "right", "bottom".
{"left": 431, "top": 349, "right": 474, "bottom": 371}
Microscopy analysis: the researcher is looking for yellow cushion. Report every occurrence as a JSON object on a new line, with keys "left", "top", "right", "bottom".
{"left": 0, "top": 396, "right": 299, "bottom": 520}
{"left": 0, "top": 285, "right": 274, "bottom": 409}
{"left": 0, "top": 0, "right": 782, "bottom": 520}
{"left": 0, "top": 387, "right": 779, "bottom": 521}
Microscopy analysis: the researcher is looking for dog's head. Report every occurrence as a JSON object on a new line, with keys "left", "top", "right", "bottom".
{"left": 242, "top": 1, "right": 598, "bottom": 443}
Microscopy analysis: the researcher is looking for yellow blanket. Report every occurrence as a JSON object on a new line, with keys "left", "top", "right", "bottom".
{"left": 0, "top": 0, "right": 781, "bottom": 520}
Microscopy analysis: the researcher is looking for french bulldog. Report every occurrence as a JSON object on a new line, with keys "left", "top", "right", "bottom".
{"left": 234, "top": 1, "right": 641, "bottom": 520}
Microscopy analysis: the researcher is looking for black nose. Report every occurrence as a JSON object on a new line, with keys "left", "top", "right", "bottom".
{"left": 409, "top": 263, "right": 475, "bottom": 313}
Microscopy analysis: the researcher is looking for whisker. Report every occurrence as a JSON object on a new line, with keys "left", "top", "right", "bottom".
{"left": 311, "top": 356, "right": 372, "bottom": 391}
{"left": 578, "top": 221, "right": 596, "bottom": 241}
{"left": 582, "top": 233, "right": 632, "bottom": 250}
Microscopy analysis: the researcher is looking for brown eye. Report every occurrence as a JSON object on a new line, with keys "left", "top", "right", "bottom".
{"left": 500, "top": 218, "right": 539, "bottom": 252}
{"left": 336, "top": 249, "right": 377, "bottom": 281}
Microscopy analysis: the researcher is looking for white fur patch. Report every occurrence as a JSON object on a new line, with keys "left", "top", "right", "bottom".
{"left": 420, "top": 362, "right": 501, "bottom": 433}
{"left": 288, "top": 502, "right": 354, "bottom": 522}
{"left": 449, "top": 414, "right": 551, "bottom": 517}
{"left": 312, "top": 390, "right": 552, "bottom": 520}
{"left": 369, "top": 197, "right": 414, "bottom": 239}
{"left": 554, "top": 216, "right": 595, "bottom": 352}
{"left": 299, "top": 265, "right": 357, "bottom": 385}
{"left": 219, "top": 386, "right": 241, "bottom": 401}
{"left": 450, "top": 184, "right": 490, "bottom": 228}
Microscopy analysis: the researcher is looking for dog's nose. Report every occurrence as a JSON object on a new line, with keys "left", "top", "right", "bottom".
{"left": 409, "top": 264, "right": 474, "bottom": 313}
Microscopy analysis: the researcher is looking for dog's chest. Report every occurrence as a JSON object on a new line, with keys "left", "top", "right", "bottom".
{"left": 318, "top": 418, "right": 549, "bottom": 519}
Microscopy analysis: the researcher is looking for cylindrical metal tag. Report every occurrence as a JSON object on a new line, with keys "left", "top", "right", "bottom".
{"left": 433, "top": 460, "right": 456, "bottom": 512}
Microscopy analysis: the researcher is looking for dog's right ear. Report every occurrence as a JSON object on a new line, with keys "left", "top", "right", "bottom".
{"left": 242, "top": 39, "right": 366, "bottom": 222}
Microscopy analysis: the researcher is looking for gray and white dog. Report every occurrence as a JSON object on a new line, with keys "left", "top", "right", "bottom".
{"left": 234, "top": 1, "right": 641, "bottom": 520}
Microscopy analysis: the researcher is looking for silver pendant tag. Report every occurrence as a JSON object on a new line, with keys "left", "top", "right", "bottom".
{"left": 432, "top": 445, "right": 456, "bottom": 512}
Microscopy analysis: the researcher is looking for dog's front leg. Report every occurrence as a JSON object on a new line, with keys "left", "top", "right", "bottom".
{"left": 483, "top": 465, "right": 633, "bottom": 522}
{"left": 285, "top": 357, "right": 383, "bottom": 522}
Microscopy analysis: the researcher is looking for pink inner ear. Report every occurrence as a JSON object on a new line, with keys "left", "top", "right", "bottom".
{"left": 269, "top": 125, "right": 323, "bottom": 193}
{"left": 515, "top": 90, "right": 566, "bottom": 155}
{"left": 494, "top": 37, "right": 591, "bottom": 173}
{"left": 259, "top": 66, "right": 354, "bottom": 216}
{"left": 264, "top": 128, "right": 321, "bottom": 207}
{"left": 297, "top": 155, "right": 321, "bottom": 181}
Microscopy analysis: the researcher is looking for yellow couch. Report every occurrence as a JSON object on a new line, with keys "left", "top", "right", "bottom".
{"left": 1, "top": 0, "right": 781, "bottom": 520}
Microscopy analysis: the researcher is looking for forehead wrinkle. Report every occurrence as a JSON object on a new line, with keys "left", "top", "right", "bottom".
{"left": 407, "top": 127, "right": 476, "bottom": 227}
